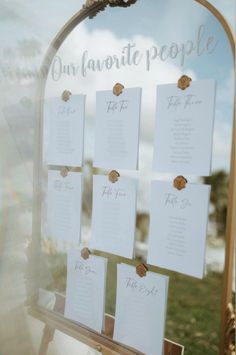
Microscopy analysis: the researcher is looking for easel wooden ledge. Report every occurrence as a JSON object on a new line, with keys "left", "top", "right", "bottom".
{"left": 29, "top": 293, "right": 184, "bottom": 355}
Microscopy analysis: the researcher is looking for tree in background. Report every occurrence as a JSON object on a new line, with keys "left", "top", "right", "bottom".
{"left": 203, "top": 170, "right": 229, "bottom": 239}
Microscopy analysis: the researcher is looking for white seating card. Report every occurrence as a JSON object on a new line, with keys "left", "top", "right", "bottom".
{"left": 90, "top": 175, "right": 137, "bottom": 258}
{"left": 94, "top": 87, "right": 142, "bottom": 170}
{"left": 64, "top": 249, "right": 107, "bottom": 333}
{"left": 153, "top": 79, "right": 216, "bottom": 176}
{"left": 47, "top": 170, "right": 83, "bottom": 243}
{"left": 47, "top": 94, "right": 85, "bottom": 166}
{"left": 113, "top": 263, "right": 169, "bottom": 355}
{"left": 148, "top": 180, "right": 211, "bottom": 279}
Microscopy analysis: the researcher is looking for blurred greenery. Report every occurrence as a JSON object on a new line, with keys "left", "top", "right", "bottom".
{"left": 203, "top": 170, "right": 229, "bottom": 239}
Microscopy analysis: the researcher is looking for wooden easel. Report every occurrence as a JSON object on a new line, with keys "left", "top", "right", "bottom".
{"left": 30, "top": 1, "right": 235, "bottom": 354}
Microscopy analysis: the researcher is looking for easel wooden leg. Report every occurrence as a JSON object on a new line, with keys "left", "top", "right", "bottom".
{"left": 38, "top": 324, "right": 55, "bottom": 355}
{"left": 101, "top": 349, "right": 116, "bottom": 355}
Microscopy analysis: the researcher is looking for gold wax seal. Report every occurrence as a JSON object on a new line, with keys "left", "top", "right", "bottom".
{"left": 108, "top": 170, "right": 120, "bottom": 183}
{"left": 177, "top": 75, "right": 192, "bottom": 90}
{"left": 136, "top": 263, "right": 148, "bottom": 278}
{"left": 60, "top": 166, "right": 69, "bottom": 177}
{"left": 113, "top": 83, "right": 124, "bottom": 96}
{"left": 81, "top": 247, "right": 91, "bottom": 260}
{"left": 61, "top": 90, "right": 72, "bottom": 101}
{"left": 173, "top": 176, "right": 188, "bottom": 190}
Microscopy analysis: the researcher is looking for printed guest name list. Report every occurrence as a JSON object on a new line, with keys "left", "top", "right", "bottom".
{"left": 153, "top": 79, "right": 216, "bottom": 176}
{"left": 94, "top": 87, "right": 141, "bottom": 170}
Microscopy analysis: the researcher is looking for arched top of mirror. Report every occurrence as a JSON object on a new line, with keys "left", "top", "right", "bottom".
{"left": 44, "top": 0, "right": 234, "bottom": 174}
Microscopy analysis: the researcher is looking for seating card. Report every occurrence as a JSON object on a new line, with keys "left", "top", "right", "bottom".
{"left": 94, "top": 87, "right": 142, "bottom": 169}
{"left": 90, "top": 175, "right": 137, "bottom": 258}
{"left": 113, "top": 263, "right": 169, "bottom": 355}
{"left": 46, "top": 94, "right": 85, "bottom": 166}
{"left": 148, "top": 180, "right": 211, "bottom": 278}
{"left": 153, "top": 79, "right": 216, "bottom": 176}
{"left": 64, "top": 249, "right": 107, "bottom": 332}
{"left": 47, "top": 170, "right": 82, "bottom": 243}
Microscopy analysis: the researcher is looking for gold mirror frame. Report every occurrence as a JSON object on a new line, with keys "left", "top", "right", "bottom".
{"left": 32, "top": 1, "right": 235, "bottom": 354}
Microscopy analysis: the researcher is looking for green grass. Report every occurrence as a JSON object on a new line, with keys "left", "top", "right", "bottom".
{"left": 165, "top": 271, "right": 222, "bottom": 354}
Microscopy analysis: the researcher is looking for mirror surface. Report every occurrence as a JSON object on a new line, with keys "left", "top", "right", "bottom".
{"left": 40, "top": 1, "right": 234, "bottom": 353}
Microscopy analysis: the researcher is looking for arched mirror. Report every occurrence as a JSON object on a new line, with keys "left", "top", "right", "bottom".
{"left": 30, "top": 1, "right": 235, "bottom": 354}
